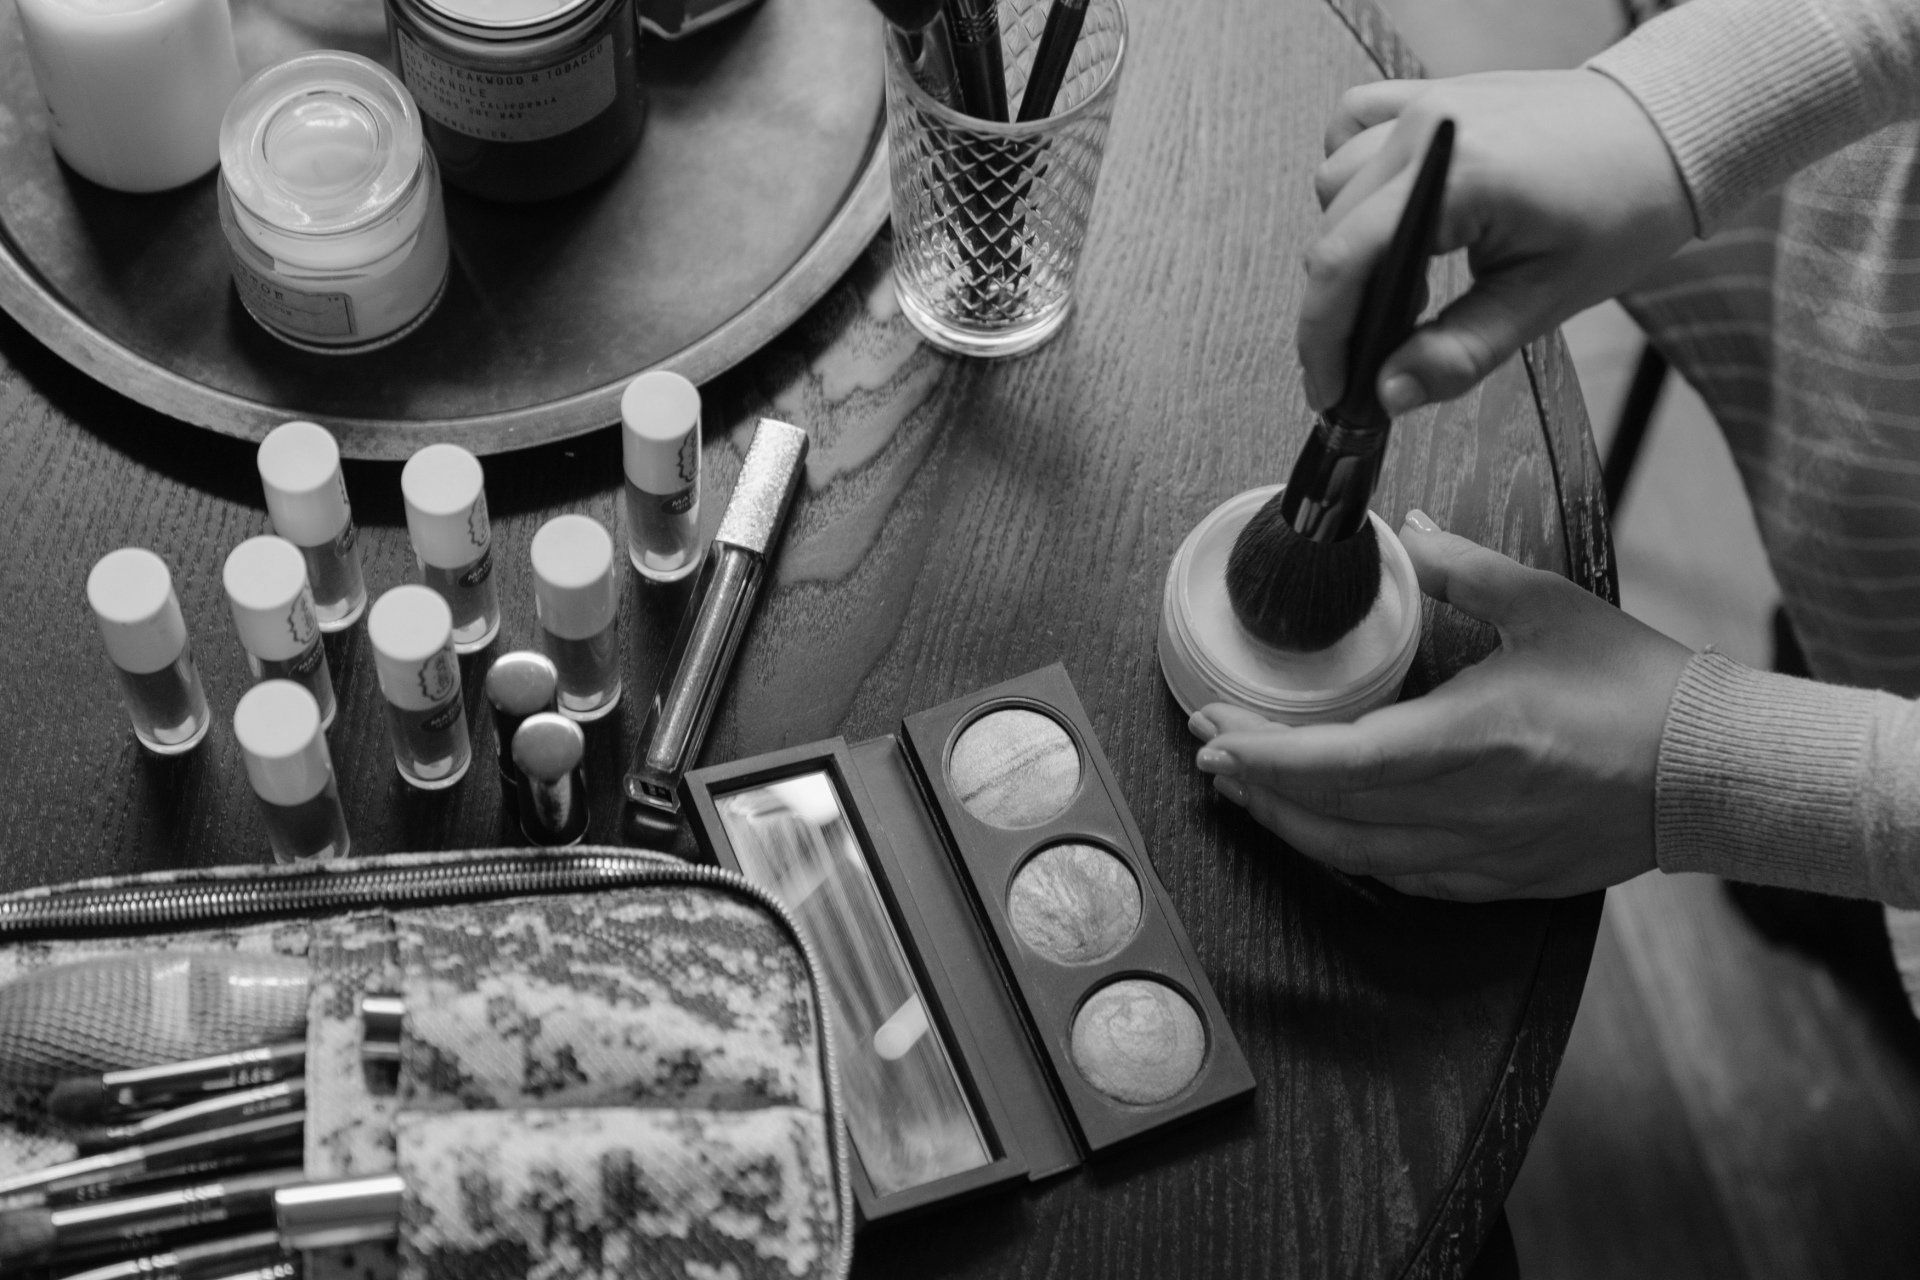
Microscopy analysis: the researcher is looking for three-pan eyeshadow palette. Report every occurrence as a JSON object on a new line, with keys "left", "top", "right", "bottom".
{"left": 683, "top": 663, "right": 1254, "bottom": 1224}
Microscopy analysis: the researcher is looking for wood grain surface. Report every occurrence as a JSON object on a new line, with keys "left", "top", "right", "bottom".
{"left": 0, "top": 0, "right": 1607, "bottom": 1275}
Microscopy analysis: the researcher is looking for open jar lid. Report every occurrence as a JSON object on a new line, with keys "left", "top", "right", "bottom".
{"left": 415, "top": 0, "right": 601, "bottom": 37}
{"left": 220, "top": 52, "right": 426, "bottom": 236}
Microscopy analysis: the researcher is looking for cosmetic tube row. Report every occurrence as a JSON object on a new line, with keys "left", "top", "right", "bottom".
{"left": 85, "top": 373, "right": 702, "bottom": 856}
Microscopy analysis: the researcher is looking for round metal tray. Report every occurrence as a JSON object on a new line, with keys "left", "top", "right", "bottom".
{"left": 0, "top": 0, "right": 886, "bottom": 459}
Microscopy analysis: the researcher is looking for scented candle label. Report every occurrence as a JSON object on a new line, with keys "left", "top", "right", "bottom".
{"left": 395, "top": 29, "right": 618, "bottom": 143}
{"left": 229, "top": 255, "right": 358, "bottom": 339}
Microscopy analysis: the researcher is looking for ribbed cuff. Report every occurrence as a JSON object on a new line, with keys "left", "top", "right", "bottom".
{"left": 1656, "top": 653, "right": 1880, "bottom": 897}
{"left": 1587, "top": 0, "right": 1872, "bottom": 232}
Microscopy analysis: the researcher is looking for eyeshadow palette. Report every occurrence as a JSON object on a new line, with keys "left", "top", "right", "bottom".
{"left": 681, "top": 664, "right": 1254, "bottom": 1225}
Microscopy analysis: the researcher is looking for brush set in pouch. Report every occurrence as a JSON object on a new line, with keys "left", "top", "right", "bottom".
{"left": 0, "top": 853, "right": 852, "bottom": 1280}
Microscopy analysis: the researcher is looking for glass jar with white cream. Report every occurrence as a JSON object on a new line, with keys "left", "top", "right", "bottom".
{"left": 217, "top": 52, "right": 450, "bottom": 354}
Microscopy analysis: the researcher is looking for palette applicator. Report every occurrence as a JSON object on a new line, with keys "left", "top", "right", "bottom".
{"left": 1224, "top": 118, "right": 1454, "bottom": 652}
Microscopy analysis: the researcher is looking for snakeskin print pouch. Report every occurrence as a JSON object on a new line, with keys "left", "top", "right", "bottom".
{"left": 0, "top": 850, "right": 853, "bottom": 1280}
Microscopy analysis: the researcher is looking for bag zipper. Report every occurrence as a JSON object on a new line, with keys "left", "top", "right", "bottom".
{"left": 0, "top": 849, "right": 855, "bottom": 1280}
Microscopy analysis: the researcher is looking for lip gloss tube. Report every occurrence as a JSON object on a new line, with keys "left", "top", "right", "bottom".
{"left": 256, "top": 423, "right": 367, "bottom": 631}
{"left": 223, "top": 536, "right": 336, "bottom": 730}
{"left": 621, "top": 371, "right": 703, "bottom": 583}
{"left": 368, "top": 585, "right": 471, "bottom": 789}
{"left": 624, "top": 419, "right": 808, "bottom": 828}
{"left": 234, "top": 682, "right": 349, "bottom": 863}
{"left": 531, "top": 514, "right": 621, "bottom": 721}
{"left": 87, "top": 549, "right": 211, "bottom": 756}
{"left": 402, "top": 443, "right": 500, "bottom": 654}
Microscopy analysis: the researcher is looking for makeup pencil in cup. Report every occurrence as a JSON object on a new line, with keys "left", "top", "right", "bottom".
{"left": 1015, "top": 0, "right": 1087, "bottom": 122}
{"left": 941, "top": 0, "right": 1008, "bottom": 121}
{"left": 1223, "top": 119, "right": 1454, "bottom": 652}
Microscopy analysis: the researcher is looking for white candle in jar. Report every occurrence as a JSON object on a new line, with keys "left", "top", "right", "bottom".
{"left": 15, "top": 0, "right": 241, "bottom": 193}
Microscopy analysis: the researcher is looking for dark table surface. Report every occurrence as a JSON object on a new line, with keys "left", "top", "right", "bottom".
{"left": 0, "top": 0, "right": 1609, "bottom": 1275}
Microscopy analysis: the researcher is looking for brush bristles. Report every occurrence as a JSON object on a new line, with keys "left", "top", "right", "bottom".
{"left": 46, "top": 1077, "right": 107, "bottom": 1125}
{"left": 1224, "top": 497, "right": 1381, "bottom": 652}
{"left": 0, "top": 1206, "right": 55, "bottom": 1267}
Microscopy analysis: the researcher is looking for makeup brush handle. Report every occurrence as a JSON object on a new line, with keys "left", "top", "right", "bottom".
{"left": 1278, "top": 418, "right": 1388, "bottom": 543}
{"left": 1334, "top": 119, "right": 1454, "bottom": 430}
{"left": 943, "top": 0, "right": 1009, "bottom": 120}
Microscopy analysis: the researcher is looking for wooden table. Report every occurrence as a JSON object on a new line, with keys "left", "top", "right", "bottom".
{"left": 0, "top": 0, "right": 1608, "bottom": 1274}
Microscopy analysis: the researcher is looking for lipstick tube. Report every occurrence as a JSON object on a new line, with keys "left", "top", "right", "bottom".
{"left": 624, "top": 419, "right": 808, "bottom": 824}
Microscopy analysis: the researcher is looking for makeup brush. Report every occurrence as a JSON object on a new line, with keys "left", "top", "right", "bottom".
{"left": 0, "top": 1112, "right": 305, "bottom": 1203}
{"left": 869, "top": 0, "right": 963, "bottom": 109}
{"left": 73, "top": 1080, "right": 305, "bottom": 1154}
{"left": 0, "top": 1167, "right": 304, "bottom": 1268}
{"left": 0, "top": 952, "right": 308, "bottom": 1089}
{"left": 942, "top": 0, "right": 1009, "bottom": 121}
{"left": 48, "top": 1040, "right": 305, "bottom": 1124}
{"left": 1015, "top": 0, "right": 1087, "bottom": 122}
{"left": 1224, "top": 119, "right": 1454, "bottom": 652}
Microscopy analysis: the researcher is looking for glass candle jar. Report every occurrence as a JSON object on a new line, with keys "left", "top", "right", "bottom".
{"left": 383, "top": 0, "right": 646, "bottom": 202}
{"left": 15, "top": 0, "right": 241, "bottom": 192}
{"left": 218, "top": 51, "right": 450, "bottom": 354}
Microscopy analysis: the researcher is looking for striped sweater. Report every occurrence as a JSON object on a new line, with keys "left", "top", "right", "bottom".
{"left": 1585, "top": 0, "right": 1920, "bottom": 1005}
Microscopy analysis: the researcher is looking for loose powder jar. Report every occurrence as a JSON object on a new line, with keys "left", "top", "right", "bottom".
{"left": 218, "top": 52, "right": 450, "bottom": 354}
{"left": 383, "top": 0, "right": 646, "bottom": 202}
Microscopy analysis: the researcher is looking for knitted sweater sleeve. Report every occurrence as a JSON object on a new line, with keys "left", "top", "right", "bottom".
{"left": 1585, "top": 0, "right": 1920, "bottom": 232}
{"left": 1657, "top": 654, "right": 1920, "bottom": 906}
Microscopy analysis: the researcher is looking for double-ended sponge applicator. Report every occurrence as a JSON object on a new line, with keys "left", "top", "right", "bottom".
{"left": 1224, "top": 118, "right": 1454, "bottom": 652}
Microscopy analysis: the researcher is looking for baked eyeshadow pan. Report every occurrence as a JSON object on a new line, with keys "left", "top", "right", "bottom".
{"left": 1007, "top": 842, "right": 1141, "bottom": 966}
{"left": 948, "top": 707, "right": 1080, "bottom": 828}
{"left": 1071, "top": 978, "right": 1207, "bottom": 1105}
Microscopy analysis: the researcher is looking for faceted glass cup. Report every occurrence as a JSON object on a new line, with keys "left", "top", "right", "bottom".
{"left": 884, "top": 0, "right": 1127, "bottom": 357}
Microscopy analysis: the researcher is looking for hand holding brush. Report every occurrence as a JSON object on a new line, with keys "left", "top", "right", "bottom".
{"left": 1224, "top": 119, "right": 1454, "bottom": 652}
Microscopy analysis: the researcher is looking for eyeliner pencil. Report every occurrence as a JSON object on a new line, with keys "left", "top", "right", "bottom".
{"left": 1015, "top": 0, "right": 1088, "bottom": 122}
{"left": 942, "top": 0, "right": 1008, "bottom": 121}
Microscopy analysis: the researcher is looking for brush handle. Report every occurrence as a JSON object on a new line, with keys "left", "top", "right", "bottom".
{"left": 943, "top": 0, "right": 1009, "bottom": 121}
{"left": 1332, "top": 118, "right": 1454, "bottom": 431}
{"left": 1015, "top": 0, "right": 1088, "bottom": 122}
{"left": 1277, "top": 417, "right": 1388, "bottom": 542}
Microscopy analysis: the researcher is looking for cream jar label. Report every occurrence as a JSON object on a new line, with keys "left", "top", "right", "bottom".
{"left": 396, "top": 30, "right": 618, "bottom": 143}
{"left": 228, "top": 251, "right": 356, "bottom": 339}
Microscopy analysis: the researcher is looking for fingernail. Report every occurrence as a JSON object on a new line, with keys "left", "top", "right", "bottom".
{"left": 1404, "top": 508, "right": 1439, "bottom": 534}
{"left": 1381, "top": 373, "right": 1426, "bottom": 416}
{"left": 1214, "top": 777, "right": 1248, "bottom": 806}
{"left": 1188, "top": 710, "right": 1219, "bottom": 739}
{"left": 1196, "top": 746, "right": 1238, "bottom": 775}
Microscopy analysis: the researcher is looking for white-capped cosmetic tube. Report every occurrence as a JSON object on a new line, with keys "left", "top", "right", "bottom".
{"left": 256, "top": 422, "right": 367, "bottom": 630}
{"left": 531, "top": 514, "right": 621, "bottom": 721}
{"left": 15, "top": 0, "right": 241, "bottom": 192}
{"left": 621, "top": 371, "right": 703, "bottom": 582}
{"left": 224, "top": 535, "right": 337, "bottom": 730}
{"left": 234, "top": 681, "right": 350, "bottom": 863}
{"left": 402, "top": 443, "right": 499, "bottom": 654}
{"left": 368, "top": 585, "right": 471, "bottom": 789}
{"left": 87, "top": 548, "right": 211, "bottom": 754}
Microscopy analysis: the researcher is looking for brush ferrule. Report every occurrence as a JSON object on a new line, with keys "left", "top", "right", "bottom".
{"left": 1277, "top": 416, "right": 1386, "bottom": 542}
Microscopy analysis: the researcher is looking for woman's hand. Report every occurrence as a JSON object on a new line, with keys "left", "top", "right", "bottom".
{"left": 1192, "top": 512, "right": 1693, "bottom": 900}
{"left": 1301, "top": 69, "right": 1694, "bottom": 415}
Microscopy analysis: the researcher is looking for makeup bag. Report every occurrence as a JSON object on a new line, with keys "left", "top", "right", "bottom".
{"left": 0, "top": 849, "right": 853, "bottom": 1280}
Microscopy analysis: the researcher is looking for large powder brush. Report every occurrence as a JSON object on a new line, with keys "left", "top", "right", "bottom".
{"left": 0, "top": 952, "right": 309, "bottom": 1089}
{"left": 1225, "top": 119, "right": 1454, "bottom": 652}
